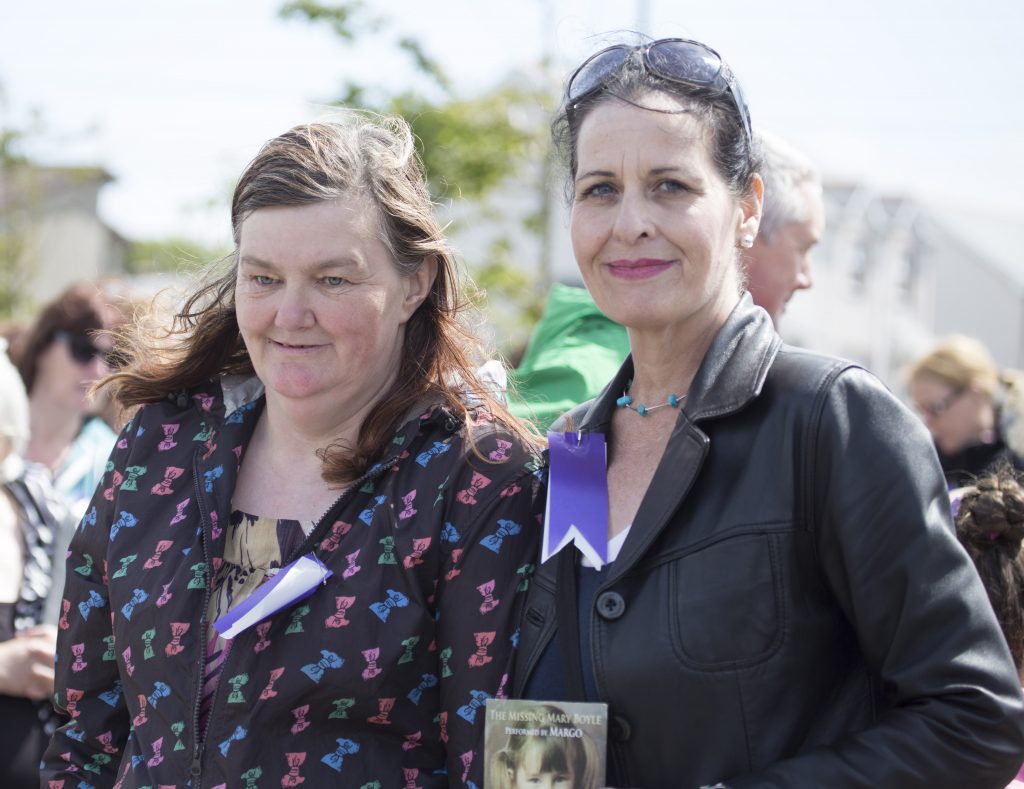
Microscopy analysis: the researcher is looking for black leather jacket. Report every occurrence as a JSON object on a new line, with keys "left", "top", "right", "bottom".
{"left": 513, "top": 297, "right": 1024, "bottom": 788}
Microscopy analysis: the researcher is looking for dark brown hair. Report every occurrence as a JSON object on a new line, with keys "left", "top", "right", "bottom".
{"left": 12, "top": 281, "right": 118, "bottom": 394}
{"left": 553, "top": 35, "right": 761, "bottom": 203}
{"left": 954, "top": 464, "right": 1024, "bottom": 670}
{"left": 106, "top": 115, "right": 539, "bottom": 484}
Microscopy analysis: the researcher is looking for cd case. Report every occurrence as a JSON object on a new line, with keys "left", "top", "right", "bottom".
{"left": 484, "top": 698, "right": 607, "bottom": 789}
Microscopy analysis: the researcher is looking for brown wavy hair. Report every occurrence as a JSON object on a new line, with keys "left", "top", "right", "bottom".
{"left": 954, "top": 463, "right": 1024, "bottom": 670}
{"left": 106, "top": 114, "right": 540, "bottom": 484}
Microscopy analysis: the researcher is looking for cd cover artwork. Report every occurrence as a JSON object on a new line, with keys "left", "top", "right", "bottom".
{"left": 484, "top": 699, "right": 607, "bottom": 788}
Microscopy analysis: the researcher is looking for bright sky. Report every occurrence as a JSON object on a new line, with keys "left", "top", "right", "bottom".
{"left": 1, "top": 0, "right": 1020, "bottom": 245}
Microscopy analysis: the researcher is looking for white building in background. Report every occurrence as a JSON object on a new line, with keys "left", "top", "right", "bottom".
{"left": 779, "top": 182, "right": 1024, "bottom": 390}
{"left": 0, "top": 165, "right": 127, "bottom": 310}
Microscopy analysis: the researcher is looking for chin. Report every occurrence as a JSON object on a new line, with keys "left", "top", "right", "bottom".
{"left": 264, "top": 370, "right": 328, "bottom": 400}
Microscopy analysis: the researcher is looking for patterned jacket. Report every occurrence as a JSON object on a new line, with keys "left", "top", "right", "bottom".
{"left": 41, "top": 375, "right": 545, "bottom": 788}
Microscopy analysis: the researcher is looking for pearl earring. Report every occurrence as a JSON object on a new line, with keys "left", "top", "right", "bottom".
{"left": 738, "top": 234, "right": 754, "bottom": 249}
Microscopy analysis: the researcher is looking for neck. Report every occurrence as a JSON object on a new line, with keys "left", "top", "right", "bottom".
{"left": 25, "top": 394, "right": 85, "bottom": 469}
{"left": 258, "top": 370, "right": 399, "bottom": 464}
{"left": 260, "top": 399, "right": 365, "bottom": 463}
{"left": 625, "top": 296, "right": 734, "bottom": 406}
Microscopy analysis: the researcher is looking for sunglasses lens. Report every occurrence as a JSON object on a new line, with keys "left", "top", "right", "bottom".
{"left": 71, "top": 336, "right": 99, "bottom": 364}
{"left": 57, "top": 332, "right": 102, "bottom": 365}
{"left": 568, "top": 46, "right": 630, "bottom": 102}
{"left": 647, "top": 40, "right": 722, "bottom": 85}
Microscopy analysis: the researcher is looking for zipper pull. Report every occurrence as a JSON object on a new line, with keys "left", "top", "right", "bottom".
{"left": 190, "top": 745, "right": 203, "bottom": 782}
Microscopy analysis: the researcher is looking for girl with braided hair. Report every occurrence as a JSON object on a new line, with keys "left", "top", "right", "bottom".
{"left": 953, "top": 464, "right": 1024, "bottom": 673}
{"left": 952, "top": 464, "right": 1024, "bottom": 786}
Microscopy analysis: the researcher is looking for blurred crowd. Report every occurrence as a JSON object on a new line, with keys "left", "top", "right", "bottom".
{"left": 1, "top": 30, "right": 1022, "bottom": 786}
{"left": 0, "top": 281, "right": 129, "bottom": 787}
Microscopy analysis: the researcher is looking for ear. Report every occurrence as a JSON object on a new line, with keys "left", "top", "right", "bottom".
{"left": 400, "top": 255, "right": 439, "bottom": 322}
{"left": 737, "top": 173, "right": 764, "bottom": 243}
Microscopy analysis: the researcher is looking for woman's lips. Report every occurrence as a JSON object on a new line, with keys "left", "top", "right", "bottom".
{"left": 270, "top": 339, "right": 322, "bottom": 353}
{"left": 606, "top": 258, "right": 674, "bottom": 280}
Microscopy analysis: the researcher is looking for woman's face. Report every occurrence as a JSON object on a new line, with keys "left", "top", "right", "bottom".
{"left": 511, "top": 742, "right": 575, "bottom": 789}
{"left": 909, "top": 373, "right": 991, "bottom": 455}
{"left": 31, "top": 331, "right": 111, "bottom": 414}
{"left": 235, "top": 197, "right": 434, "bottom": 421}
{"left": 569, "top": 92, "right": 760, "bottom": 337}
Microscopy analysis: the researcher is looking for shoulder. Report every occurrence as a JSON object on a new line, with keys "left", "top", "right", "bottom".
{"left": 77, "top": 416, "right": 117, "bottom": 447}
{"left": 408, "top": 405, "right": 544, "bottom": 490}
{"left": 460, "top": 407, "right": 544, "bottom": 479}
{"left": 767, "top": 345, "right": 861, "bottom": 395}
{"left": 998, "top": 373, "right": 1024, "bottom": 459}
{"left": 763, "top": 345, "right": 910, "bottom": 419}
{"left": 548, "top": 398, "right": 596, "bottom": 434}
{"left": 8, "top": 461, "right": 69, "bottom": 526}
{"left": 134, "top": 378, "right": 234, "bottom": 424}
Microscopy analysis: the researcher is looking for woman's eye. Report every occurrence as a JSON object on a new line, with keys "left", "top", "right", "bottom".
{"left": 656, "top": 179, "right": 689, "bottom": 194}
{"left": 322, "top": 276, "right": 347, "bottom": 287}
{"left": 253, "top": 275, "right": 275, "bottom": 286}
{"left": 579, "top": 182, "right": 615, "bottom": 199}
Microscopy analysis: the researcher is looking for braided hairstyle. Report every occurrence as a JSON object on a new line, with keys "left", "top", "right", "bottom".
{"left": 954, "top": 463, "right": 1024, "bottom": 671}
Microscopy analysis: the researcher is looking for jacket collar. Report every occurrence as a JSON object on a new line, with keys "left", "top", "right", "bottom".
{"left": 566, "top": 293, "right": 781, "bottom": 434}
{"left": 221, "top": 374, "right": 266, "bottom": 419}
{"left": 560, "top": 294, "right": 781, "bottom": 580}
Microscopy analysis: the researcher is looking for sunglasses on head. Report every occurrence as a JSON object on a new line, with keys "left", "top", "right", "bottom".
{"left": 54, "top": 330, "right": 112, "bottom": 367}
{"left": 566, "top": 37, "right": 753, "bottom": 144}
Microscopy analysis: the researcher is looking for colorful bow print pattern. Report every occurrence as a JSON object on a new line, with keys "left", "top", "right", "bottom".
{"left": 43, "top": 387, "right": 545, "bottom": 788}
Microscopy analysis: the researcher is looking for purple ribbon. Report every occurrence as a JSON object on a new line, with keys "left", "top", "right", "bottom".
{"left": 213, "top": 553, "right": 332, "bottom": 639}
{"left": 544, "top": 431, "right": 609, "bottom": 568}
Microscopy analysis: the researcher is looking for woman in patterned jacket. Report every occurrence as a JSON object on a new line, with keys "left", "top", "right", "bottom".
{"left": 41, "top": 114, "right": 545, "bottom": 788}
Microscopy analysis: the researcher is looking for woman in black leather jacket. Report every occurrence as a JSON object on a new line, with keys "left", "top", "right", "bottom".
{"left": 513, "top": 35, "right": 1024, "bottom": 788}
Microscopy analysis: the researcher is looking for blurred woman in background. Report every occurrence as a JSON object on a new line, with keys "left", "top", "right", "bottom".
{"left": 12, "top": 281, "right": 120, "bottom": 517}
{"left": 908, "top": 334, "right": 1024, "bottom": 487}
{"left": 0, "top": 339, "right": 68, "bottom": 788}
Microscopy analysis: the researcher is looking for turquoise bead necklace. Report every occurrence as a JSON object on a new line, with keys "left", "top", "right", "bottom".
{"left": 615, "top": 379, "right": 687, "bottom": 416}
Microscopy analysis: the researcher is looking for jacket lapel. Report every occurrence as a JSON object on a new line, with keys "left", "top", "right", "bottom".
{"left": 606, "top": 296, "right": 781, "bottom": 580}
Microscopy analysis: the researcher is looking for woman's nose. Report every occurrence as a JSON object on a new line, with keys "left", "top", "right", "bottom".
{"left": 274, "top": 286, "right": 316, "bottom": 329}
{"left": 612, "top": 192, "right": 655, "bottom": 243}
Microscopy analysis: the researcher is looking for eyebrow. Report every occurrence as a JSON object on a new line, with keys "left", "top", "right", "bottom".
{"left": 575, "top": 169, "right": 615, "bottom": 182}
{"left": 238, "top": 255, "right": 361, "bottom": 271}
{"left": 576, "top": 165, "right": 695, "bottom": 182}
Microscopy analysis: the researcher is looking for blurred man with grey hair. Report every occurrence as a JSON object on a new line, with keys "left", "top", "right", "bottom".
{"left": 745, "top": 131, "right": 825, "bottom": 324}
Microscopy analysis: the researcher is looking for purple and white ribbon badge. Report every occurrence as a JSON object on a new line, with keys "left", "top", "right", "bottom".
{"left": 543, "top": 431, "right": 609, "bottom": 569}
{"left": 213, "top": 553, "right": 333, "bottom": 640}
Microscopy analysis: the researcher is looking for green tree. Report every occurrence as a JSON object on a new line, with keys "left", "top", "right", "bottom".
{"left": 280, "top": 0, "right": 555, "bottom": 353}
{"left": 125, "top": 237, "right": 231, "bottom": 276}
{"left": 0, "top": 83, "right": 43, "bottom": 320}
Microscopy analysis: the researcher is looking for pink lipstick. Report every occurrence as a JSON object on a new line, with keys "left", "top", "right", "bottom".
{"left": 606, "top": 258, "right": 674, "bottom": 280}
